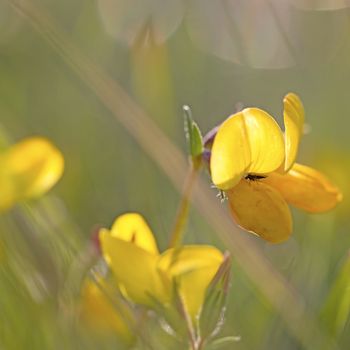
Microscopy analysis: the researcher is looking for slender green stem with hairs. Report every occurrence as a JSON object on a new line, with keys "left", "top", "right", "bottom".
{"left": 168, "top": 163, "right": 199, "bottom": 248}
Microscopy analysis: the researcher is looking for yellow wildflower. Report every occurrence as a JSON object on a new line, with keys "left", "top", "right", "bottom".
{"left": 210, "top": 93, "right": 342, "bottom": 243}
{"left": 0, "top": 137, "right": 64, "bottom": 211}
{"left": 99, "top": 213, "right": 224, "bottom": 323}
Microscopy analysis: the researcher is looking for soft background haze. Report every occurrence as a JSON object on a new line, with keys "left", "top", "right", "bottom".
{"left": 0, "top": 1, "right": 349, "bottom": 349}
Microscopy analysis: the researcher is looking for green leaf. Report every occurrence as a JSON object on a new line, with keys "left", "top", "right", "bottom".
{"left": 207, "top": 336, "right": 241, "bottom": 349}
{"left": 199, "top": 252, "right": 231, "bottom": 341}
{"left": 183, "top": 105, "right": 203, "bottom": 159}
{"left": 320, "top": 252, "right": 350, "bottom": 337}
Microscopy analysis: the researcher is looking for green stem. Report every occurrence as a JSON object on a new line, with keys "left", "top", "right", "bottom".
{"left": 168, "top": 163, "right": 199, "bottom": 248}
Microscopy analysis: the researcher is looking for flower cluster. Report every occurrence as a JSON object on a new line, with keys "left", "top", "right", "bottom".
{"left": 82, "top": 213, "right": 228, "bottom": 348}
{"left": 100, "top": 213, "right": 224, "bottom": 318}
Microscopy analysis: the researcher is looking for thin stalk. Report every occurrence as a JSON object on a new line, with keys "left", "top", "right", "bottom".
{"left": 168, "top": 163, "right": 199, "bottom": 248}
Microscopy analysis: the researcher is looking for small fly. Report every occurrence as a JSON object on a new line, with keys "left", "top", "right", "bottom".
{"left": 244, "top": 174, "right": 267, "bottom": 181}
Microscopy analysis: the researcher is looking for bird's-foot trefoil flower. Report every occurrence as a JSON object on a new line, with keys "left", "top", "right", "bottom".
{"left": 209, "top": 93, "right": 342, "bottom": 243}
{"left": 0, "top": 137, "right": 64, "bottom": 212}
{"left": 99, "top": 212, "right": 228, "bottom": 338}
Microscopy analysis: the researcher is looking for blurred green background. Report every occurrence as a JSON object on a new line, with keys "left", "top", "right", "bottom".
{"left": 0, "top": 0, "right": 350, "bottom": 349}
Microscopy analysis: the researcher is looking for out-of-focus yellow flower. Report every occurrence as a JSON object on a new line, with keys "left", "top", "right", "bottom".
{"left": 99, "top": 213, "right": 224, "bottom": 323}
{"left": 80, "top": 278, "right": 135, "bottom": 345}
{"left": 0, "top": 137, "right": 64, "bottom": 211}
{"left": 210, "top": 93, "right": 342, "bottom": 243}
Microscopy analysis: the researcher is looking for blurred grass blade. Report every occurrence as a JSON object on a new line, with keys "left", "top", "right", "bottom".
{"left": 320, "top": 252, "right": 350, "bottom": 337}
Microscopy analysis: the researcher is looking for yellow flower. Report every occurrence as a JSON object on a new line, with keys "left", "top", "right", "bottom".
{"left": 80, "top": 278, "right": 135, "bottom": 345}
{"left": 99, "top": 213, "right": 224, "bottom": 323}
{"left": 0, "top": 137, "right": 64, "bottom": 211}
{"left": 210, "top": 93, "right": 342, "bottom": 243}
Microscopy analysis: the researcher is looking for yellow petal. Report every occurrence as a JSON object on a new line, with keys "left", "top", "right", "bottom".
{"left": 99, "top": 228, "right": 169, "bottom": 306}
{"left": 80, "top": 278, "right": 134, "bottom": 344}
{"left": 283, "top": 93, "right": 305, "bottom": 172}
{"left": 264, "top": 163, "right": 342, "bottom": 213}
{"left": 227, "top": 179, "right": 292, "bottom": 243}
{"left": 110, "top": 213, "right": 159, "bottom": 254}
{"left": 0, "top": 137, "right": 64, "bottom": 210}
{"left": 211, "top": 108, "right": 284, "bottom": 190}
{"left": 158, "top": 246, "right": 223, "bottom": 320}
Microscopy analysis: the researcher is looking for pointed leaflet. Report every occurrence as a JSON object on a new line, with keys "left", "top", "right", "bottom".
{"left": 207, "top": 336, "right": 241, "bottom": 349}
{"left": 183, "top": 105, "right": 203, "bottom": 159}
{"left": 200, "top": 252, "right": 231, "bottom": 340}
